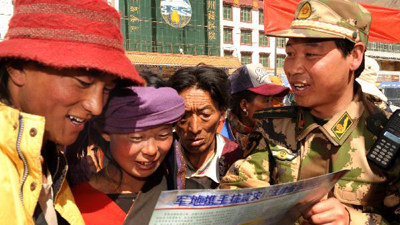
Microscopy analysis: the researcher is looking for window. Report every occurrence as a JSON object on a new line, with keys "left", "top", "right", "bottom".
{"left": 224, "top": 28, "right": 233, "bottom": 44}
{"left": 240, "top": 7, "right": 251, "bottom": 22}
{"left": 276, "top": 38, "right": 287, "bottom": 48}
{"left": 260, "top": 54, "right": 269, "bottom": 67}
{"left": 223, "top": 5, "right": 232, "bottom": 20}
{"left": 379, "top": 42, "right": 386, "bottom": 51}
{"left": 259, "top": 10, "right": 264, "bottom": 24}
{"left": 395, "top": 44, "right": 400, "bottom": 53}
{"left": 277, "top": 55, "right": 286, "bottom": 68}
{"left": 383, "top": 43, "right": 388, "bottom": 51}
{"left": 241, "top": 52, "right": 252, "bottom": 65}
{"left": 241, "top": 30, "right": 252, "bottom": 45}
{"left": 393, "top": 44, "right": 399, "bottom": 53}
{"left": 224, "top": 50, "right": 233, "bottom": 57}
{"left": 259, "top": 32, "right": 268, "bottom": 46}
{"left": 368, "top": 42, "right": 377, "bottom": 51}
{"left": 366, "top": 41, "right": 400, "bottom": 52}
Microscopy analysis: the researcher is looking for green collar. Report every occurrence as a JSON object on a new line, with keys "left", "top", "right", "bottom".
{"left": 297, "top": 88, "right": 365, "bottom": 146}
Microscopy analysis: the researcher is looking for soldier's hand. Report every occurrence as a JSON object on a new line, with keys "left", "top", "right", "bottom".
{"left": 302, "top": 198, "right": 350, "bottom": 225}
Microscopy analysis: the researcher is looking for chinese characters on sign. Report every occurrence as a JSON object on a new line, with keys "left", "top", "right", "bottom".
{"left": 207, "top": 0, "right": 216, "bottom": 40}
{"left": 149, "top": 170, "right": 349, "bottom": 225}
{"left": 129, "top": 0, "right": 139, "bottom": 32}
{"left": 174, "top": 191, "right": 264, "bottom": 207}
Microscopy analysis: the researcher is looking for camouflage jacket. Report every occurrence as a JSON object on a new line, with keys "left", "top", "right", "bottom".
{"left": 221, "top": 88, "right": 400, "bottom": 224}
{"left": 228, "top": 112, "right": 254, "bottom": 153}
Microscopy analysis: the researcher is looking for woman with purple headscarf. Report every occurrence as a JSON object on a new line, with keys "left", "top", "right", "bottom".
{"left": 72, "top": 86, "right": 186, "bottom": 225}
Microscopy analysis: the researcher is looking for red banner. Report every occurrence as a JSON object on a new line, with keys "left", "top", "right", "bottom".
{"left": 264, "top": 0, "right": 400, "bottom": 44}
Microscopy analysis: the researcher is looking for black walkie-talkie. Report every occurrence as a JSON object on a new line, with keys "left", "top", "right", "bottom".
{"left": 367, "top": 109, "right": 400, "bottom": 169}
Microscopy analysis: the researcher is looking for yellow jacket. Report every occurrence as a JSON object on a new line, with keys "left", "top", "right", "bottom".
{"left": 0, "top": 102, "right": 85, "bottom": 225}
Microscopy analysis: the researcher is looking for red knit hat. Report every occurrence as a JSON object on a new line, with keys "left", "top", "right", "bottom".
{"left": 0, "top": 0, "right": 144, "bottom": 84}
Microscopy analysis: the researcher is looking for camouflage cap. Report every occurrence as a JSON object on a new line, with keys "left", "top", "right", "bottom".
{"left": 267, "top": 0, "right": 372, "bottom": 46}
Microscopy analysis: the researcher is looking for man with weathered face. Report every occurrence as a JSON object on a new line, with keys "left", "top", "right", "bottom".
{"left": 221, "top": 0, "right": 400, "bottom": 224}
{"left": 0, "top": 0, "right": 143, "bottom": 224}
{"left": 168, "top": 66, "right": 243, "bottom": 189}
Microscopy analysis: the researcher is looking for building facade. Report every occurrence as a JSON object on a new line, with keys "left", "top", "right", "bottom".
{"left": 119, "top": 0, "right": 240, "bottom": 77}
{"left": 121, "top": 0, "right": 220, "bottom": 56}
{"left": 221, "top": 0, "right": 286, "bottom": 70}
{"left": 0, "top": 0, "right": 13, "bottom": 41}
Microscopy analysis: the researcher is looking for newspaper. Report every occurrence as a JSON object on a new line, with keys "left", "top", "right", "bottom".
{"left": 149, "top": 170, "right": 349, "bottom": 225}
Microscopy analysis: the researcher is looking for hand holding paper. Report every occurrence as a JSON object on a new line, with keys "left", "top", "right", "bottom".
{"left": 302, "top": 198, "right": 350, "bottom": 225}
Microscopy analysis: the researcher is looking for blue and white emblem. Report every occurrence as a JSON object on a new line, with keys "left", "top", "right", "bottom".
{"left": 160, "top": 0, "right": 192, "bottom": 28}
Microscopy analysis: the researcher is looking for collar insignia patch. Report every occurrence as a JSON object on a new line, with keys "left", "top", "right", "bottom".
{"left": 331, "top": 112, "right": 353, "bottom": 140}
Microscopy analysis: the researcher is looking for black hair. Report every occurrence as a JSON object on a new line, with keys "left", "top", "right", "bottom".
{"left": 230, "top": 90, "right": 258, "bottom": 117}
{"left": 0, "top": 59, "right": 27, "bottom": 106}
{"left": 334, "top": 39, "right": 365, "bottom": 78}
{"left": 140, "top": 71, "right": 166, "bottom": 88}
{"left": 0, "top": 64, "right": 11, "bottom": 106}
{"left": 92, "top": 126, "right": 123, "bottom": 186}
{"left": 65, "top": 122, "right": 106, "bottom": 187}
{"left": 65, "top": 119, "right": 125, "bottom": 188}
{"left": 167, "top": 66, "right": 230, "bottom": 111}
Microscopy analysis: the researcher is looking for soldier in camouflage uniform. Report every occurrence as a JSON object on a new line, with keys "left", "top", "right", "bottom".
{"left": 220, "top": 0, "right": 400, "bottom": 224}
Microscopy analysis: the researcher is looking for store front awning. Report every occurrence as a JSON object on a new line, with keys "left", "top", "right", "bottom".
{"left": 126, "top": 51, "right": 242, "bottom": 69}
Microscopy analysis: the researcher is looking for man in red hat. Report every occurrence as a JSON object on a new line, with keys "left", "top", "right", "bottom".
{"left": 0, "top": 0, "right": 143, "bottom": 224}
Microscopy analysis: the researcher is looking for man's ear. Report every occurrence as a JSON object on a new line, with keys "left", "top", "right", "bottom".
{"left": 6, "top": 64, "right": 26, "bottom": 86}
{"left": 349, "top": 42, "right": 365, "bottom": 72}
{"left": 239, "top": 99, "right": 248, "bottom": 112}
{"left": 101, "top": 132, "right": 111, "bottom": 142}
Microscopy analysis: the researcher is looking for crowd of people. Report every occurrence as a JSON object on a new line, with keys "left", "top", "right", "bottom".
{"left": 0, "top": 0, "right": 399, "bottom": 224}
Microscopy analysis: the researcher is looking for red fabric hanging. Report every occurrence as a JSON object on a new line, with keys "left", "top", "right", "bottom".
{"left": 264, "top": 0, "right": 400, "bottom": 44}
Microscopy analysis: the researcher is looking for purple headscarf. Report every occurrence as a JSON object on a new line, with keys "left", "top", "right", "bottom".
{"left": 98, "top": 86, "right": 185, "bottom": 134}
